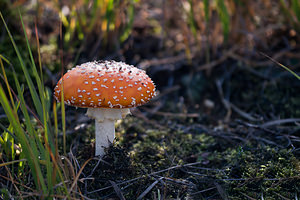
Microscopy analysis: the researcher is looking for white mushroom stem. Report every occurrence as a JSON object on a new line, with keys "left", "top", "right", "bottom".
{"left": 86, "top": 107, "right": 130, "bottom": 157}
{"left": 94, "top": 119, "right": 115, "bottom": 156}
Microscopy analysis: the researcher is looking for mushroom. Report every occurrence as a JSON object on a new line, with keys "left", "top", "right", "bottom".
{"left": 54, "top": 60, "right": 156, "bottom": 156}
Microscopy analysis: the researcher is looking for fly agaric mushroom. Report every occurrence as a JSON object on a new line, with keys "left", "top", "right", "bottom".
{"left": 54, "top": 60, "right": 156, "bottom": 156}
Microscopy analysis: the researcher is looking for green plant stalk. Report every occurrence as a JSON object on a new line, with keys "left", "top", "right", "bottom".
{"left": 0, "top": 58, "right": 15, "bottom": 108}
{"left": 19, "top": 14, "right": 55, "bottom": 176}
{"left": 1, "top": 11, "right": 71, "bottom": 197}
{"left": 0, "top": 156, "right": 69, "bottom": 197}
{"left": 279, "top": 0, "right": 300, "bottom": 33}
{"left": 0, "top": 19, "right": 48, "bottom": 186}
{"left": 34, "top": 23, "right": 45, "bottom": 98}
{"left": 59, "top": 17, "right": 67, "bottom": 156}
{"left": 187, "top": 0, "right": 197, "bottom": 37}
{"left": 0, "top": 58, "right": 16, "bottom": 161}
{"left": 0, "top": 122, "right": 16, "bottom": 140}
{"left": 204, "top": 0, "right": 209, "bottom": 23}
{"left": 291, "top": 0, "right": 300, "bottom": 22}
{"left": 204, "top": 0, "right": 210, "bottom": 65}
{"left": 0, "top": 124, "right": 15, "bottom": 160}
{"left": 12, "top": 68, "right": 47, "bottom": 184}
{"left": 61, "top": 82, "right": 66, "bottom": 156}
{"left": 0, "top": 54, "right": 11, "bottom": 64}
{"left": 120, "top": 0, "right": 136, "bottom": 42}
{"left": 6, "top": 72, "right": 44, "bottom": 159}
{"left": 276, "top": 63, "right": 300, "bottom": 80}
{"left": 24, "top": 18, "right": 54, "bottom": 194}
{"left": 0, "top": 159, "right": 27, "bottom": 167}
{"left": 260, "top": 52, "right": 300, "bottom": 81}
{"left": 0, "top": 84, "right": 47, "bottom": 193}
{"left": 103, "top": 0, "right": 114, "bottom": 46}
{"left": 58, "top": 16, "right": 71, "bottom": 198}
{"left": 16, "top": 14, "right": 49, "bottom": 159}
{"left": 216, "top": 0, "right": 230, "bottom": 42}
{"left": 1, "top": 59, "right": 31, "bottom": 174}
{"left": 52, "top": 100, "right": 59, "bottom": 186}
{"left": 19, "top": 11, "right": 52, "bottom": 136}
{"left": 33, "top": 16, "right": 55, "bottom": 194}
{"left": 0, "top": 12, "right": 43, "bottom": 120}
{"left": 87, "top": 0, "right": 101, "bottom": 32}
{"left": 106, "top": 0, "right": 114, "bottom": 31}
{"left": 53, "top": 101, "right": 58, "bottom": 155}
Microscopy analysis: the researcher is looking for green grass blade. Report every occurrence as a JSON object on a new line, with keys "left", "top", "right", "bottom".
{"left": 120, "top": 0, "right": 136, "bottom": 42}
{"left": 260, "top": 52, "right": 300, "bottom": 80}
{"left": 279, "top": 0, "right": 300, "bottom": 32}
{"left": 105, "top": 0, "right": 114, "bottom": 32}
{"left": 53, "top": 101, "right": 58, "bottom": 149}
{"left": 61, "top": 88, "right": 66, "bottom": 156}
{"left": 291, "top": 0, "right": 300, "bottom": 22}
{"left": 187, "top": 0, "right": 197, "bottom": 37}
{"left": 0, "top": 125, "right": 15, "bottom": 160}
{"left": 0, "top": 123, "right": 16, "bottom": 140}
{"left": 12, "top": 70, "right": 46, "bottom": 158}
{"left": 1, "top": 11, "right": 52, "bottom": 194}
{"left": 59, "top": 18, "right": 67, "bottom": 156}
{"left": 0, "top": 59, "right": 16, "bottom": 160}
{"left": 0, "top": 123, "right": 16, "bottom": 161}
{"left": 0, "top": 54, "right": 11, "bottom": 65}
{"left": 19, "top": 11, "right": 56, "bottom": 195}
{"left": 51, "top": 101, "right": 70, "bottom": 198}
{"left": 276, "top": 63, "right": 300, "bottom": 80}
{"left": 216, "top": 0, "right": 230, "bottom": 41}
{"left": 0, "top": 159, "right": 27, "bottom": 168}
{"left": 204, "top": 0, "right": 210, "bottom": 22}
{"left": 0, "top": 58, "right": 15, "bottom": 109}
{"left": 12, "top": 72, "right": 50, "bottom": 191}
{"left": 19, "top": 11, "right": 51, "bottom": 132}
{"left": 34, "top": 23, "right": 44, "bottom": 88}
{"left": 0, "top": 12, "right": 43, "bottom": 119}
{"left": 0, "top": 84, "right": 47, "bottom": 193}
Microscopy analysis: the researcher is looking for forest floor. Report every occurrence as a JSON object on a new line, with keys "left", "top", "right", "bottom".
{"left": 0, "top": 1, "right": 300, "bottom": 199}
{"left": 71, "top": 19, "right": 300, "bottom": 200}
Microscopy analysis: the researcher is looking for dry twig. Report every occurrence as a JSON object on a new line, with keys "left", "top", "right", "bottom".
{"left": 109, "top": 180, "right": 126, "bottom": 200}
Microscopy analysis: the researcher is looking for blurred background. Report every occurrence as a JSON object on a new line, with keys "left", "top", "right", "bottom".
{"left": 0, "top": 0, "right": 300, "bottom": 199}
{"left": 2, "top": 0, "right": 300, "bottom": 121}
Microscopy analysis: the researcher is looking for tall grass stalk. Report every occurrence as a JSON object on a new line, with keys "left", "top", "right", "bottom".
{"left": 204, "top": 0, "right": 210, "bottom": 66}
{"left": 291, "top": 0, "right": 300, "bottom": 21}
{"left": 260, "top": 52, "right": 300, "bottom": 81}
{"left": 216, "top": 0, "right": 230, "bottom": 42}
{"left": 280, "top": 0, "right": 300, "bottom": 33}
{"left": 0, "top": 59, "right": 16, "bottom": 161}
{"left": 0, "top": 11, "right": 70, "bottom": 198}
{"left": 59, "top": 15, "right": 67, "bottom": 156}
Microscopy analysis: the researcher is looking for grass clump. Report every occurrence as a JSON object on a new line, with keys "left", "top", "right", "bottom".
{"left": 0, "top": 11, "right": 77, "bottom": 199}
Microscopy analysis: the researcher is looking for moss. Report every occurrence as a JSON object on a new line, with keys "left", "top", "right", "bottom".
{"left": 224, "top": 146, "right": 300, "bottom": 199}
{"left": 73, "top": 115, "right": 300, "bottom": 199}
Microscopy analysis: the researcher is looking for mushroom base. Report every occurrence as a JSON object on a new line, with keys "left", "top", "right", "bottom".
{"left": 86, "top": 108, "right": 130, "bottom": 156}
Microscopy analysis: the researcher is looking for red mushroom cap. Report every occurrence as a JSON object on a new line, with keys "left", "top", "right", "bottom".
{"left": 54, "top": 60, "right": 156, "bottom": 108}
